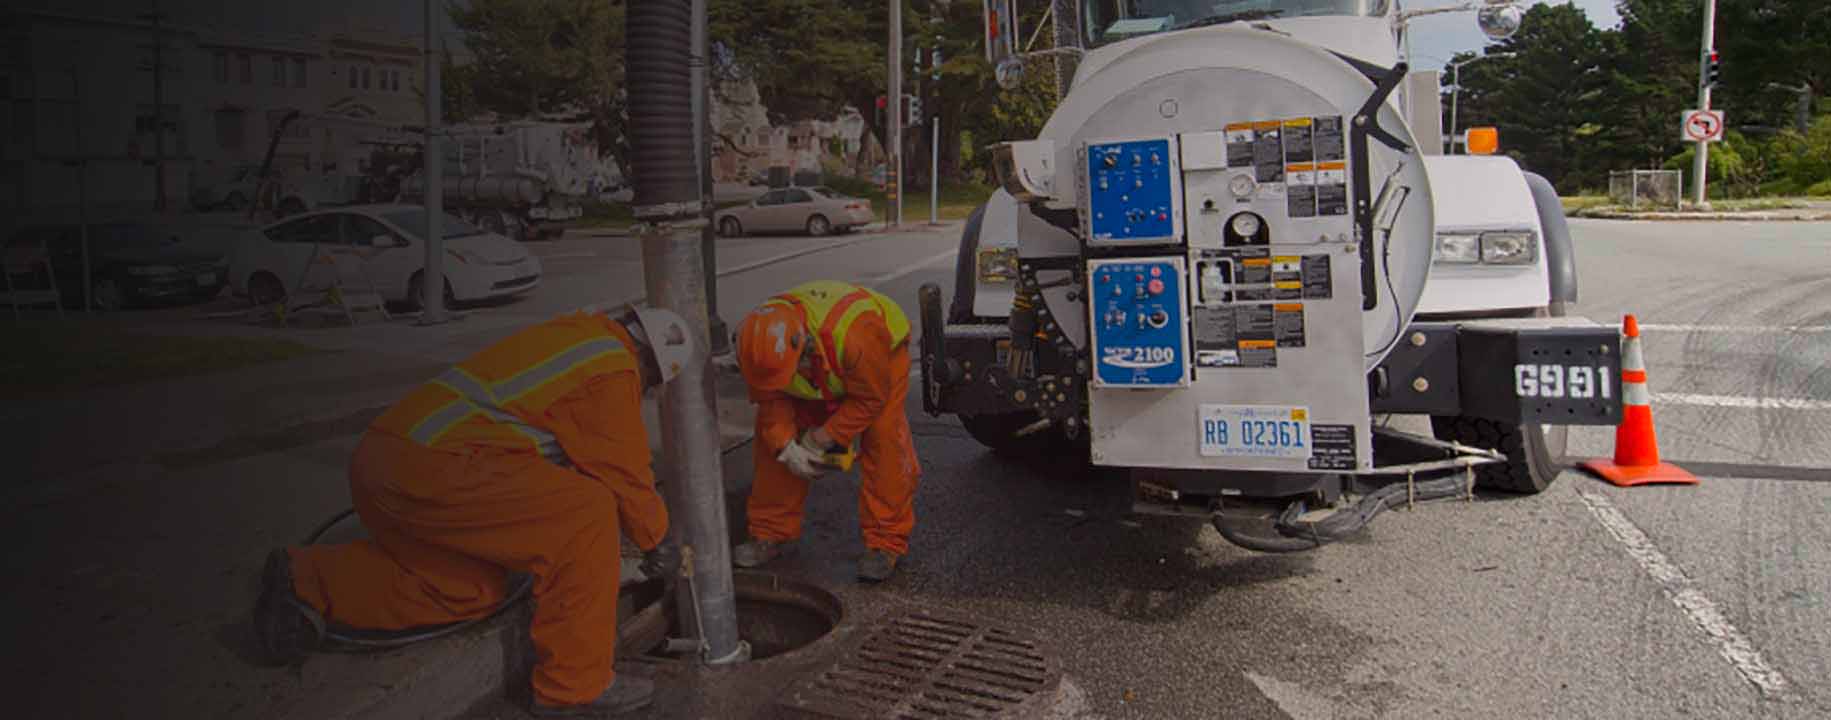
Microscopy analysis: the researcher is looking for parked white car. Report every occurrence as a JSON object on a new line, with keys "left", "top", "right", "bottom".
{"left": 228, "top": 204, "right": 542, "bottom": 309}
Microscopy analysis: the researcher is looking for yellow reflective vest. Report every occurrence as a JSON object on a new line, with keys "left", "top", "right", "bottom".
{"left": 761, "top": 280, "right": 910, "bottom": 401}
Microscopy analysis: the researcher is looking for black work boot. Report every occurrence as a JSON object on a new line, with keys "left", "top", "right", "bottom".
{"left": 857, "top": 549, "right": 900, "bottom": 583}
{"left": 531, "top": 675, "right": 656, "bottom": 717}
{"left": 253, "top": 548, "right": 325, "bottom": 666}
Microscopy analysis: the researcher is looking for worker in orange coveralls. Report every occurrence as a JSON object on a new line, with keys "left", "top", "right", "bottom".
{"left": 253, "top": 305, "right": 695, "bottom": 718}
{"left": 731, "top": 280, "right": 919, "bottom": 582}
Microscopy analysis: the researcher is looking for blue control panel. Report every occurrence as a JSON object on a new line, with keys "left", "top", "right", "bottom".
{"left": 1086, "top": 138, "right": 1180, "bottom": 245}
{"left": 1089, "top": 258, "right": 1190, "bottom": 387}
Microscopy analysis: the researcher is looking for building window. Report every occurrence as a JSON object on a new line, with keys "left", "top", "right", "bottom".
{"left": 237, "top": 53, "right": 252, "bottom": 84}
{"left": 361, "top": 66, "right": 371, "bottom": 89}
{"left": 213, "top": 52, "right": 228, "bottom": 83}
{"left": 215, "top": 108, "right": 246, "bottom": 153}
{"left": 272, "top": 57, "right": 286, "bottom": 86}
{"left": 348, "top": 63, "right": 358, "bottom": 89}
{"left": 292, "top": 58, "right": 307, "bottom": 88}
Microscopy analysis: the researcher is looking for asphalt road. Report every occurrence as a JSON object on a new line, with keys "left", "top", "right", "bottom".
{"left": 339, "top": 217, "right": 1828, "bottom": 720}
{"left": 625, "top": 218, "right": 1826, "bottom": 719}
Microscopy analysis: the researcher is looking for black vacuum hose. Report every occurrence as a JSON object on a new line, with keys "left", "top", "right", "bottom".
{"left": 1212, "top": 474, "right": 1471, "bottom": 553}
{"left": 304, "top": 508, "right": 533, "bottom": 650}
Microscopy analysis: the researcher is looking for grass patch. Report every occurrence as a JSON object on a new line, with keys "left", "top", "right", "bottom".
{"left": 0, "top": 325, "right": 319, "bottom": 396}
{"left": 1561, "top": 195, "right": 1612, "bottom": 214}
{"left": 1705, "top": 198, "right": 1807, "bottom": 211}
{"left": 827, "top": 176, "right": 995, "bottom": 222}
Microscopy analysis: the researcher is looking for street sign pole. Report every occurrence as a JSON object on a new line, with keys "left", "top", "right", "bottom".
{"left": 418, "top": 0, "right": 452, "bottom": 325}
{"left": 888, "top": 0, "right": 902, "bottom": 228}
{"left": 930, "top": 116, "right": 939, "bottom": 225}
{"left": 1692, "top": 0, "right": 1717, "bottom": 208}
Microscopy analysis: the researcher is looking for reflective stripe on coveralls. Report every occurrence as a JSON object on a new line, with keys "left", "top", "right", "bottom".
{"left": 404, "top": 336, "right": 627, "bottom": 462}
{"left": 293, "top": 315, "right": 666, "bottom": 707}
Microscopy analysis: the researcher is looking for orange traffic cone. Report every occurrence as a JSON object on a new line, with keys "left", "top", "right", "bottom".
{"left": 1579, "top": 314, "right": 1698, "bottom": 487}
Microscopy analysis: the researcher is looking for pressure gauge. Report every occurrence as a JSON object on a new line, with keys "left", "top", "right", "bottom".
{"left": 1228, "top": 174, "right": 1256, "bottom": 199}
{"left": 1229, "top": 212, "right": 1263, "bottom": 238}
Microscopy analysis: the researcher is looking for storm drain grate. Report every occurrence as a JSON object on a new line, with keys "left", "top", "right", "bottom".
{"left": 778, "top": 609, "right": 1061, "bottom": 719}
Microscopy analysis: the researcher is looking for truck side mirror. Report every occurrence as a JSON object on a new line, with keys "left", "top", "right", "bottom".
{"left": 984, "top": 0, "right": 1025, "bottom": 89}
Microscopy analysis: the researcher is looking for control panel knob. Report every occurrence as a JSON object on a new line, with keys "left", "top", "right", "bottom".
{"left": 1147, "top": 279, "right": 1165, "bottom": 295}
{"left": 1148, "top": 310, "right": 1169, "bottom": 328}
{"left": 1103, "top": 153, "right": 1118, "bottom": 168}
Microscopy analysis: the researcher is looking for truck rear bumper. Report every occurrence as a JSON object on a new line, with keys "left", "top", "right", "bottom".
{"left": 922, "top": 315, "right": 1622, "bottom": 428}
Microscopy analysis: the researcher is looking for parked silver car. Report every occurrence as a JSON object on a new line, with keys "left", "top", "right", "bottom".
{"left": 714, "top": 186, "right": 874, "bottom": 237}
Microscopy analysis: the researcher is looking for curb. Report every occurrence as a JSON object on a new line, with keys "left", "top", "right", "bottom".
{"left": 1572, "top": 210, "right": 1831, "bottom": 222}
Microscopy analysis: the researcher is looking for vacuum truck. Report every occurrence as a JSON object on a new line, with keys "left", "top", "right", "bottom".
{"left": 919, "top": 0, "right": 1619, "bottom": 552}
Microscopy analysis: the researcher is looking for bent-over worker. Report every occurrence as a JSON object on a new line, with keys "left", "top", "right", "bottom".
{"left": 732, "top": 280, "right": 920, "bottom": 582}
{"left": 253, "top": 305, "right": 694, "bottom": 718}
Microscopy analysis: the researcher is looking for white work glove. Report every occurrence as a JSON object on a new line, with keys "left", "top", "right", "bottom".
{"left": 776, "top": 438, "right": 827, "bottom": 481}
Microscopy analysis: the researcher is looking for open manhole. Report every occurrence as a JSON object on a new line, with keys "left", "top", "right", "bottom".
{"left": 629, "top": 571, "right": 842, "bottom": 661}
{"left": 776, "top": 609, "right": 1062, "bottom": 719}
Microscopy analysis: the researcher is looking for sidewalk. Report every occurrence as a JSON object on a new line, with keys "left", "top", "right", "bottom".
{"left": 5, "top": 326, "right": 759, "bottom": 719}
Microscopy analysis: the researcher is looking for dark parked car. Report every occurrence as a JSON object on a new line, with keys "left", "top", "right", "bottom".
{"left": 5, "top": 222, "right": 228, "bottom": 310}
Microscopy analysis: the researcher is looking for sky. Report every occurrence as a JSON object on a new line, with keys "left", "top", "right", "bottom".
{"left": 40, "top": 0, "right": 1625, "bottom": 77}
{"left": 1408, "top": 0, "right": 1623, "bottom": 71}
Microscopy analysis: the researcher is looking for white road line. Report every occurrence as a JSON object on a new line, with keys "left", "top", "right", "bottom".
{"left": 1637, "top": 324, "right": 1831, "bottom": 334}
{"left": 863, "top": 249, "right": 957, "bottom": 287}
{"left": 1654, "top": 393, "right": 1831, "bottom": 412}
{"left": 1576, "top": 490, "right": 1791, "bottom": 698}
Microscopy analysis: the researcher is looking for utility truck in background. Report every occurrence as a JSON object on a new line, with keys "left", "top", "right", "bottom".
{"left": 253, "top": 114, "right": 606, "bottom": 241}
{"left": 920, "top": 0, "right": 1615, "bottom": 552}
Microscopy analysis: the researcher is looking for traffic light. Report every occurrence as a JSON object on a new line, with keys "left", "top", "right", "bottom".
{"left": 875, "top": 94, "right": 887, "bottom": 128}
{"left": 905, "top": 94, "right": 923, "bottom": 126}
{"left": 1705, "top": 52, "right": 1722, "bottom": 87}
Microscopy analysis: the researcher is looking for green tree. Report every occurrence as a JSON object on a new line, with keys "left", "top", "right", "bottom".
{"left": 445, "top": 0, "right": 629, "bottom": 166}
{"left": 1445, "top": 3, "right": 1611, "bottom": 191}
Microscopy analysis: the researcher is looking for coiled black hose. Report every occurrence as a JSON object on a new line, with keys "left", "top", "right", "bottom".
{"left": 304, "top": 508, "right": 533, "bottom": 650}
{"left": 626, "top": 0, "right": 698, "bottom": 213}
{"left": 1211, "top": 474, "right": 1471, "bottom": 553}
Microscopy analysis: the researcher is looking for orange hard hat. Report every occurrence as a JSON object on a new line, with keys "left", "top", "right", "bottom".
{"left": 737, "top": 302, "right": 807, "bottom": 391}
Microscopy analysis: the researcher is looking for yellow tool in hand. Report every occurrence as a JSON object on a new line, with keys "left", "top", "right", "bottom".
{"left": 801, "top": 431, "right": 857, "bottom": 472}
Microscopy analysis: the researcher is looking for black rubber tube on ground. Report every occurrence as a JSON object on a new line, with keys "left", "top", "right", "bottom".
{"left": 303, "top": 508, "right": 533, "bottom": 650}
{"left": 626, "top": 0, "right": 698, "bottom": 215}
{"left": 1211, "top": 475, "right": 1471, "bottom": 553}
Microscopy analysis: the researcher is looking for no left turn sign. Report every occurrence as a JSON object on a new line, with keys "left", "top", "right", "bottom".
{"left": 1683, "top": 110, "right": 1725, "bottom": 143}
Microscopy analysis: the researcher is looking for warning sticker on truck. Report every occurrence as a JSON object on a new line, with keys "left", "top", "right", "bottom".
{"left": 1301, "top": 254, "right": 1333, "bottom": 299}
{"left": 1252, "top": 121, "right": 1284, "bottom": 183}
{"left": 1286, "top": 163, "right": 1317, "bottom": 218}
{"left": 1314, "top": 117, "right": 1345, "bottom": 162}
{"left": 1282, "top": 118, "right": 1314, "bottom": 163}
{"left": 1274, "top": 303, "right": 1306, "bottom": 347}
{"left": 1317, "top": 161, "right": 1348, "bottom": 216}
{"left": 1225, "top": 123, "right": 1255, "bottom": 168}
{"left": 1307, "top": 424, "right": 1358, "bottom": 470}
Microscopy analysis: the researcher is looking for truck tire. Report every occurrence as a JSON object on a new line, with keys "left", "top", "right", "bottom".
{"left": 1428, "top": 416, "right": 1568, "bottom": 494}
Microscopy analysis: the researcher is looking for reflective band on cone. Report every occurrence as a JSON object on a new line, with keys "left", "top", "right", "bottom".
{"left": 1578, "top": 313, "right": 1699, "bottom": 487}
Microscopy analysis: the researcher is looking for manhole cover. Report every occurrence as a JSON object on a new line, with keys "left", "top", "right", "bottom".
{"left": 777, "top": 609, "right": 1061, "bottom": 719}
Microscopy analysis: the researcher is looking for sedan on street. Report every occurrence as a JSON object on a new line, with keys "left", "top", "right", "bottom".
{"left": 715, "top": 186, "right": 874, "bottom": 237}
{"left": 227, "top": 204, "right": 541, "bottom": 310}
{"left": 5, "top": 222, "right": 227, "bottom": 310}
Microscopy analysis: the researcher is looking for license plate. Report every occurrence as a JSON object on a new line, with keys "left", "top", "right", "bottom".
{"left": 196, "top": 273, "right": 216, "bottom": 286}
{"left": 1198, "top": 404, "right": 1311, "bottom": 460}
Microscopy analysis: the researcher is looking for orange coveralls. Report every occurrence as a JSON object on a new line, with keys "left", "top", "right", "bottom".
{"left": 287, "top": 313, "right": 667, "bottom": 707}
{"left": 747, "top": 285, "right": 921, "bottom": 556}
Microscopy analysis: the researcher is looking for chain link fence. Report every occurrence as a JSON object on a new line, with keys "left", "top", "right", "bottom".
{"left": 1608, "top": 170, "right": 1683, "bottom": 210}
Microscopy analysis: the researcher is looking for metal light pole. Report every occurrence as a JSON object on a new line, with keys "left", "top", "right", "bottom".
{"left": 627, "top": 0, "right": 742, "bottom": 665}
{"left": 888, "top": 0, "right": 902, "bottom": 228}
{"left": 144, "top": 0, "right": 168, "bottom": 212}
{"left": 1447, "top": 52, "right": 1514, "bottom": 154}
{"left": 419, "top": 0, "right": 452, "bottom": 324}
{"left": 1692, "top": 0, "right": 1718, "bottom": 208}
{"left": 690, "top": 0, "right": 729, "bottom": 354}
